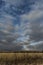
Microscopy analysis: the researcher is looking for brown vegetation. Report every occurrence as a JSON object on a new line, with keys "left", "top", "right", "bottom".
{"left": 0, "top": 53, "right": 43, "bottom": 65}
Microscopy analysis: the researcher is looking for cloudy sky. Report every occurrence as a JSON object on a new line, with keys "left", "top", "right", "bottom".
{"left": 0, "top": 0, "right": 43, "bottom": 51}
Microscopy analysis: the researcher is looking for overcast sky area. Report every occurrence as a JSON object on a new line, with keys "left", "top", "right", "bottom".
{"left": 0, "top": 0, "right": 43, "bottom": 51}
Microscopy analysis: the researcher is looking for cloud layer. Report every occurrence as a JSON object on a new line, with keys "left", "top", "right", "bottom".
{"left": 0, "top": 0, "right": 43, "bottom": 51}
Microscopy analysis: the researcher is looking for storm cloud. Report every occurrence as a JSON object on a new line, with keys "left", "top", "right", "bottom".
{"left": 0, "top": 0, "right": 43, "bottom": 51}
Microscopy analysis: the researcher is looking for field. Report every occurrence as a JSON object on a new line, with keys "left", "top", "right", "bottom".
{"left": 0, "top": 52, "right": 43, "bottom": 65}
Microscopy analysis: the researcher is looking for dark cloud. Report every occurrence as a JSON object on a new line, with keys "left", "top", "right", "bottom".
{"left": 0, "top": 40, "right": 23, "bottom": 51}
{"left": 27, "top": 41, "right": 43, "bottom": 51}
{"left": 29, "top": 19, "right": 43, "bottom": 42}
{"left": 0, "top": 30, "right": 20, "bottom": 45}
{"left": 0, "top": 30, "right": 23, "bottom": 51}
{"left": 0, "top": 0, "right": 5, "bottom": 8}
{"left": 2, "top": 0, "right": 35, "bottom": 16}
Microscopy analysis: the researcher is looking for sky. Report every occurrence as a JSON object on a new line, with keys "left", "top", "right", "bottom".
{"left": 0, "top": 0, "right": 43, "bottom": 51}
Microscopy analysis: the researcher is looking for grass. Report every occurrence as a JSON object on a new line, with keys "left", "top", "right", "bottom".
{"left": 0, "top": 52, "right": 43, "bottom": 65}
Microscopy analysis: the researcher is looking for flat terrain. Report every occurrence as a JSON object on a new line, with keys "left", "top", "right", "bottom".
{"left": 0, "top": 52, "right": 43, "bottom": 65}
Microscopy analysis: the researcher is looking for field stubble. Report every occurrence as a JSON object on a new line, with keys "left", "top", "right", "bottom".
{"left": 0, "top": 53, "right": 43, "bottom": 65}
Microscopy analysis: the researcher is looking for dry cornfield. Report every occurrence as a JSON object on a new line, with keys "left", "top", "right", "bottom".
{"left": 0, "top": 52, "right": 43, "bottom": 65}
